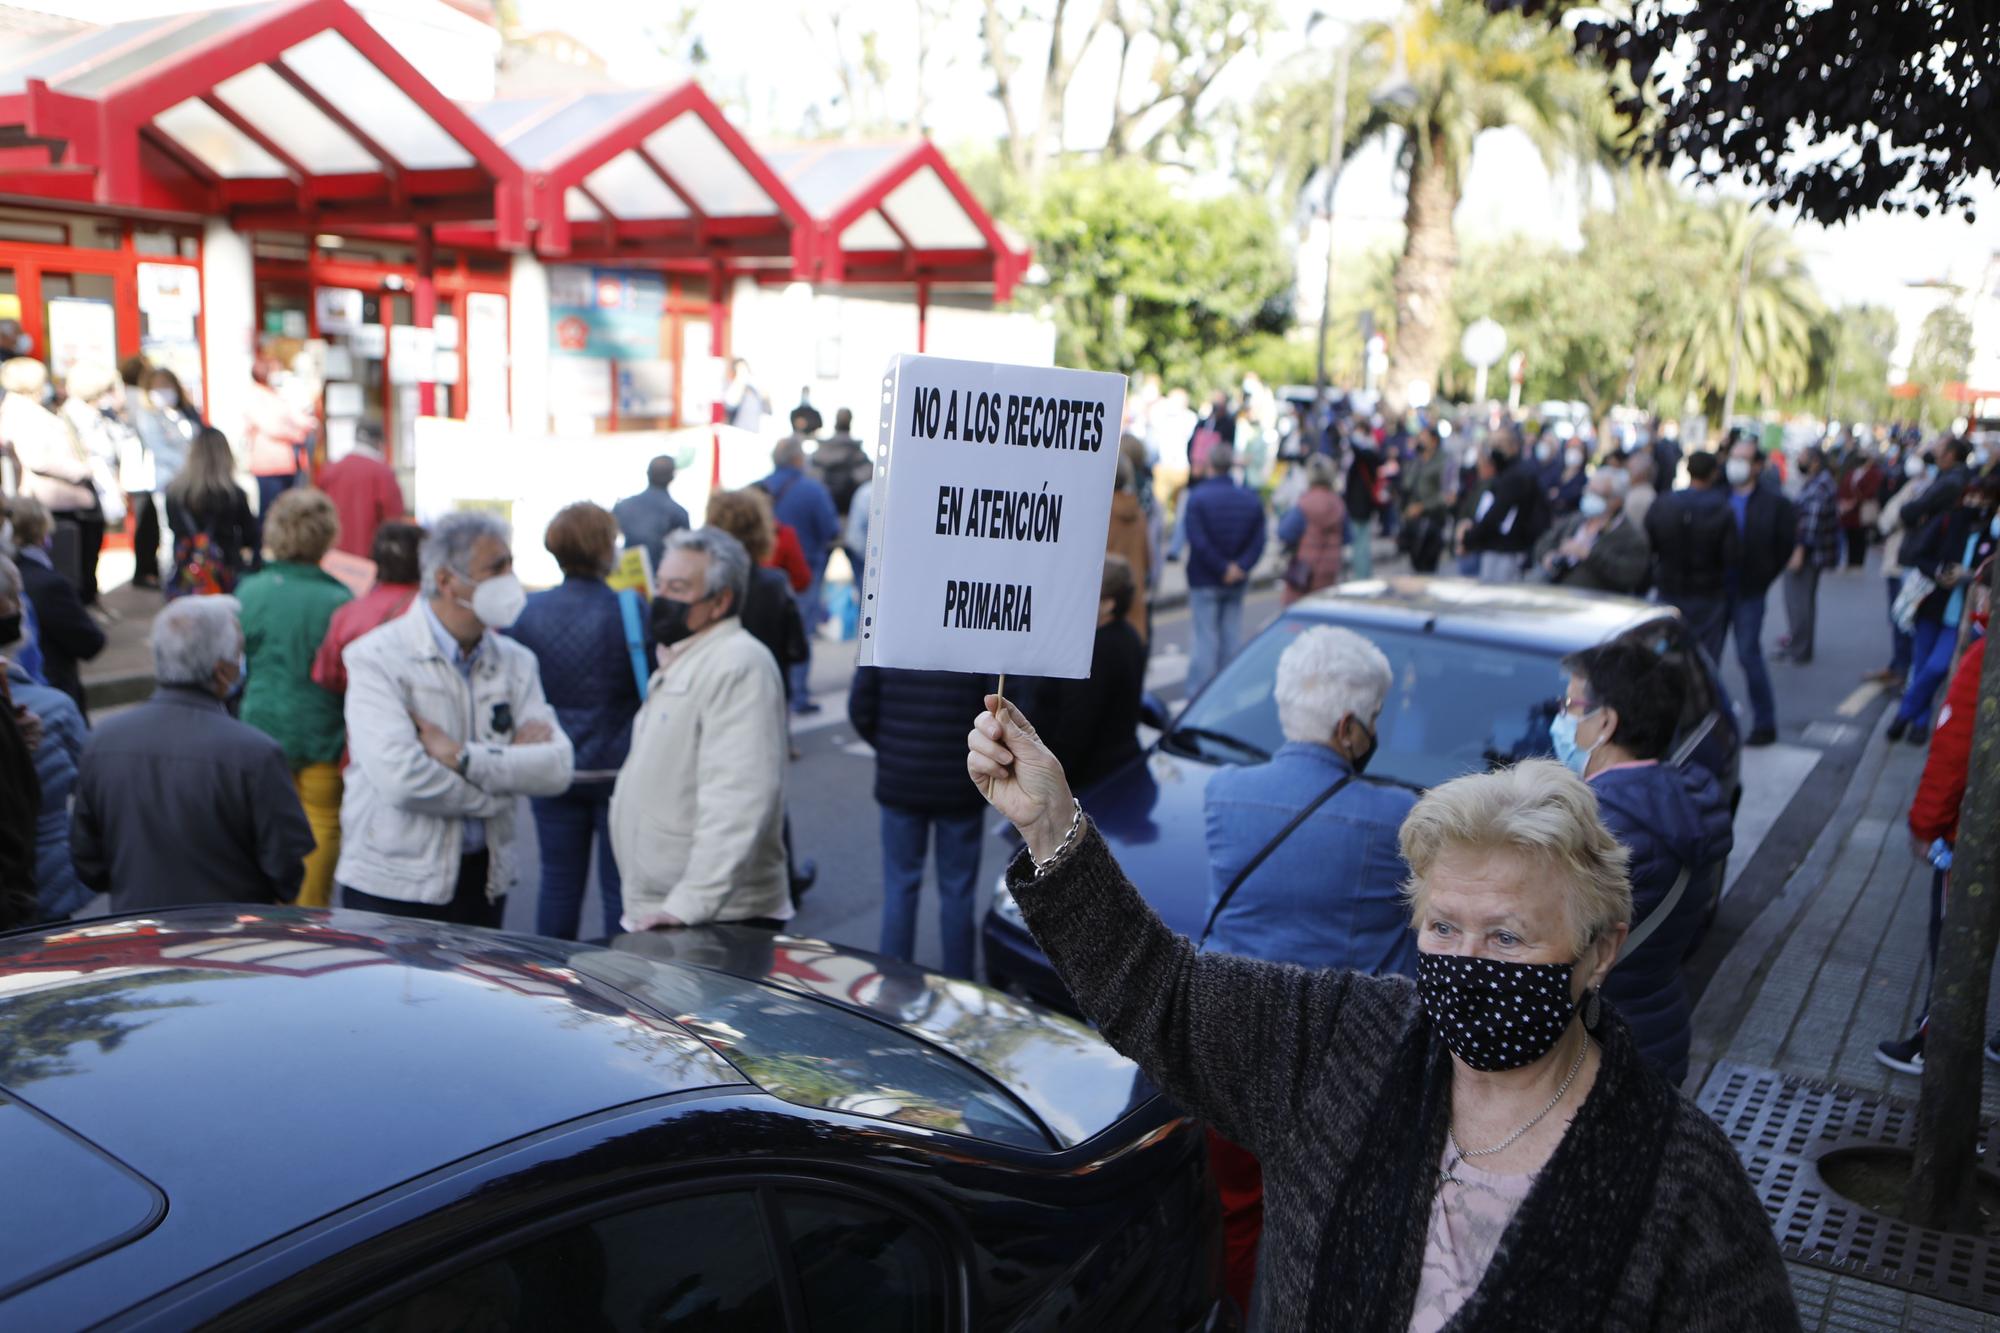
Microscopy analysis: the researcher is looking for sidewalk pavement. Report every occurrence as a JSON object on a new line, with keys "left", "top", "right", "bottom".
{"left": 1689, "top": 708, "right": 2000, "bottom": 1331}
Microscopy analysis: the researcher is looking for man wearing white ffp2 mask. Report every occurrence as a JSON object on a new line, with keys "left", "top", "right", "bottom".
{"left": 1720, "top": 437, "right": 1798, "bottom": 748}
{"left": 333, "top": 510, "right": 574, "bottom": 925}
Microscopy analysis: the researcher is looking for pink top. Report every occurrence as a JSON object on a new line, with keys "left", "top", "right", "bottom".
{"left": 1408, "top": 1143, "right": 1538, "bottom": 1332}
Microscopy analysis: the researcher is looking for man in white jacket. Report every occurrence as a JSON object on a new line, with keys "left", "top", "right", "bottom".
{"left": 336, "top": 511, "right": 573, "bottom": 925}
{"left": 611, "top": 527, "right": 791, "bottom": 931}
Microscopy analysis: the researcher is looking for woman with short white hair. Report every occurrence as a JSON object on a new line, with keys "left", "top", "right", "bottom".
{"left": 968, "top": 706, "right": 1797, "bottom": 1330}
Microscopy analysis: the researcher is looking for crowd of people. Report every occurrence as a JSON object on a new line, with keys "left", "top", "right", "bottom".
{"left": 0, "top": 329, "right": 1993, "bottom": 1326}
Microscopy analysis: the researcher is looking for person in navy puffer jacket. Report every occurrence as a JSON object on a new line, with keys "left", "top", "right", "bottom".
{"left": 848, "top": 666, "right": 995, "bottom": 978}
{"left": 1181, "top": 442, "right": 1267, "bottom": 694}
{"left": 1555, "top": 639, "right": 1734, "bottom": 1086}
{"left": 506, "top": 503, "right": 643, "bottom": 940}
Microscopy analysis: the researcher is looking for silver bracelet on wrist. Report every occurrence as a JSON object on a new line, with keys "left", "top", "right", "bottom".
{"left": 1032, "top": 799, "right": 1085, "bottom": 878}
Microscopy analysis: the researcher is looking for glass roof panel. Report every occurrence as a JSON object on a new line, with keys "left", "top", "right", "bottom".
{"left": 564, "top": 186, "right": 602, "bottom": 221}
{"left": 279, "top": 31, "right": 472, "bottom": 171}
{"left": 152, "top": 97, "right": 288, "bottom": 179}
{"left": 881, "top": 165, "right": 987, "bottom": 250}
{"left": 464, "top": 96, "right": 560, "bottom": 144}
{"left": 581, "top": 149, "right": 687, "bottom": 221}
{"left": 498, "top": 90, "right": 656, "bottom": 172}
{"left": 839, "top": 210, "right": 903, "bottom": 251}
{"left": 58, "top": 6, "right": 279, "bottom": 98}
{"left": 212, "top": 63, "right": 377, "bottom": 175}
{"left": 0, "top": 20, "right": 162, "bottom": 96}
{"left": 642, "top": 116, "right": 773, "bottom": 218}
{"left": 762, "top": 142, "right": 909, "bottom": 217}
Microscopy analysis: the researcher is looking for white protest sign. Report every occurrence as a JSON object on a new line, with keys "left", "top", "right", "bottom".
{"left": 858, "top": 353, "right": 1126, "bottom": 680}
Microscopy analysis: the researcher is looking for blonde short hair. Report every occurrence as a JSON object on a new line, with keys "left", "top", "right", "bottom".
{"left": 1, "top": 357, "right": 47, "bottom": 396}
{"left": 263, "top": 487, "right": 340, "bottom": 564}
{"left": 64, "top": 361, "right": 119, "bottom": 403}
{"left": 1399, "top": 758, "right": 1633, "bottom": 951}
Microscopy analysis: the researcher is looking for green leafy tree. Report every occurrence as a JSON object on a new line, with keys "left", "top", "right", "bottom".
{"left": 1905, "top": 304, "right": 1975, "bottom": 431}
{"left": 1805, "top": 305, "right": 1898, "bottom": 426}
{"left": 1021, "top": 160, "right": 1295, "bottom": 386}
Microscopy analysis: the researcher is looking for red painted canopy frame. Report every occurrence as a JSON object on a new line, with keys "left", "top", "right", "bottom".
{"left": 0, "top": 0, "right": 525, "bottom": 242}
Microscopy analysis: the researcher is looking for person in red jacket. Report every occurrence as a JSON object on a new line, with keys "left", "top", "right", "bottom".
{"left": 309, "top": 521, "right": 424, "bottom": 703}
{"left": 316, "top": 423, "right": 406, "bottom": 558}
{"left": 1876, "top": 574, "right": 1992, "bottom": 1075}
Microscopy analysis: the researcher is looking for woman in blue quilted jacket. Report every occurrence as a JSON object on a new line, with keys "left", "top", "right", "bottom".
{"left": 506, "top": 503, "right": 643, "bottom": 939}
{"left": 1551, "top": 639, "right": 1734, "bottom": 1086}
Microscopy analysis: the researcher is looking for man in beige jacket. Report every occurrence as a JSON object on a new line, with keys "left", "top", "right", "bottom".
{"left": 611, "top": 527, "right": 791, "bottom": 931}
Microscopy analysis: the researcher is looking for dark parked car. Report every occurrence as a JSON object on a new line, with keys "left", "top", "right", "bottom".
{"left": 984, "top": 577, "right": 1742, "bottom": 1014}
{"left": 0, "top": 908, "right": 1226, "bottom": 1330}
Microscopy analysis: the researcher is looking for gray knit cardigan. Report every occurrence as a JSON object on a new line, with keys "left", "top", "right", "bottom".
{"left": 1008, "top": 823, "right": 1801, "bottom": 1332}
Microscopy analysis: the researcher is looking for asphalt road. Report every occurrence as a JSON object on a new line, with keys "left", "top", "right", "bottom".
{"left": 499, "top": 543, "right": 1905, "bottom": 984}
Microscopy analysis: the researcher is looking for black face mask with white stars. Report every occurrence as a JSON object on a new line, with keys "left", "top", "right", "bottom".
{"left": 1416, "top": 952, "right": 1581, "bottom": 1072}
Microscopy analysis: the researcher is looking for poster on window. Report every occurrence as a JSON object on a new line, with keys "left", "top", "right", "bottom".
{"left": 549, "top": 266, "right": 666, "bottom": 360}
{"left": 617, "top": 360, "right": 675, "bottom": 417}
{"left": 46, "top": 297, "right": 118, "bottom": 383}
{"left": 316, "top": 287, "right": 364, "bottom": 335}
{"left": 137, "top": 263, "right": 200, "bottom": 317}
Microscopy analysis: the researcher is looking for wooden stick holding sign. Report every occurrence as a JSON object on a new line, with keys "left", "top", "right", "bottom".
{"left": 857, "top": 354, "right": 1127, "bottom": 694}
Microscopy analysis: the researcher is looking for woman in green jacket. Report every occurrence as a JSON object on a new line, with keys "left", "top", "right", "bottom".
{"left": 236, "top": 487, "right": 351, "bottom": 907}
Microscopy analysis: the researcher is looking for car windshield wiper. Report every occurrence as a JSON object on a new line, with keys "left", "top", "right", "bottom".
{"left": 1164, "top": 726, "right": 1270, "bottom": 763}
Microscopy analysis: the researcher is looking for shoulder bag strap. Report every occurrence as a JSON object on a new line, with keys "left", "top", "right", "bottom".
{"left": 1615, "top": 863, "right": 1693, "bottom": 964}
{"left": 1197, "top": 774, "right": 1354, "bottom": 950}
{"left": 617, "top": 588, "right": 650, "bottom": 700}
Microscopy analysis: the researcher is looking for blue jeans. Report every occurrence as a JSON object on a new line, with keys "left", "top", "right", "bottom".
{"left": 1187, "top": 584, "right": 1246, "bottom": 696}
{"left": 532, "top": 783, "right": 623, "bottom": 939}
{"left": 1346, "top": 519, "right": 1374, "bottom": 580}
{"left": 789, "top": 576, "right": 821, "bottom": 708}
{"left": 1726, "top": 590, "right": 1777, "bottom": 734}
{"left": 1895, "top": 619, "right": 1956, "bottom": 725}
{"left": 1887, "top": 576, "right": 1914, "bottom": 676}
{"left": 1677, "top": 594, "right": 1729, "bottom": 664}
{"left": 879, "top": 805, "right": 983, "bottom": 979}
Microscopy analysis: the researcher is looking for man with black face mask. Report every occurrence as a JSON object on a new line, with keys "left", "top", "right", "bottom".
{"left": 611, "top": 527, "right": 791, "bottom": 932}
{"left": 1193, "top": 624, "right": 1421, "bottom": 1311}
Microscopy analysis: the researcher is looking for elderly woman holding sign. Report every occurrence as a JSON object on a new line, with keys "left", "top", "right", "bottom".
{"left": 967, "top": 700, "right": 1797, "bottom": 1331}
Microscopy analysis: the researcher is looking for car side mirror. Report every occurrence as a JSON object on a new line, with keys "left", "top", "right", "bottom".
{"left": 1139, "top": 691, "right": 1171, "bottom": 732}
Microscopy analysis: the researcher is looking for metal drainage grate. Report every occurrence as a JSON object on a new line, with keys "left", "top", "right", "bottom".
{"left": 1699, "top": 1062, "right": 2000, "bottom": 1314}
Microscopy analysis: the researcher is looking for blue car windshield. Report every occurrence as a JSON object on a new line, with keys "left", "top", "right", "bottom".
{"left": 1165, "top": 620, "right": 1563, "bottom": 789}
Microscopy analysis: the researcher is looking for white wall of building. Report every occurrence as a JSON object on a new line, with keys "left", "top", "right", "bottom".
{"left": 200, "top": 219, "right": 256, "bottom": 467}
{"left": 1967, "top": 254, "right": 2000, "bottom": 402}
{"left": 508, "top": 252, "right": 550, "bottom": 434}
{"left": 726, "top": 278, "right": 1057, "bottom": 433}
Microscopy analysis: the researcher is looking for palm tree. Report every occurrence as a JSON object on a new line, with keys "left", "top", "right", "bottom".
{"left": 1663, "top": 199, "right": 1825, "bottom": 418}
{"left": 1252, "top": 2, "right": 1614, "bottom": 414}
{"left": 1370, "top": 2, "right": 1615, "bottom": 413}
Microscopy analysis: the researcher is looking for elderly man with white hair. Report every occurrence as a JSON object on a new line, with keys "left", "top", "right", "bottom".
{"left": 1532, "top": 465, "right": 1651, "bottom": 596}
{"left": 1192, "top": 624, "right": 1422, "bottom": 1307}
{"left": 70, "top": 595, "right": 314, "bottom": 912}
{"left": 612, "top": 526, "right": 791, "bottom": 931}
{"left": 336, "top": 510, "right": 573, "bottom": 926}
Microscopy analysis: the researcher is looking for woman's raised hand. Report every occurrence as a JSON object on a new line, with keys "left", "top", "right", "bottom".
{"left": 967, "top": 696, "right": 1076, "bottom": 862}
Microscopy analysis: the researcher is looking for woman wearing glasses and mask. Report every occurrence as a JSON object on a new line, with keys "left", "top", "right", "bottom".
{"left": 967, "top": 701, "right": 1795, "bottom": 1332}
